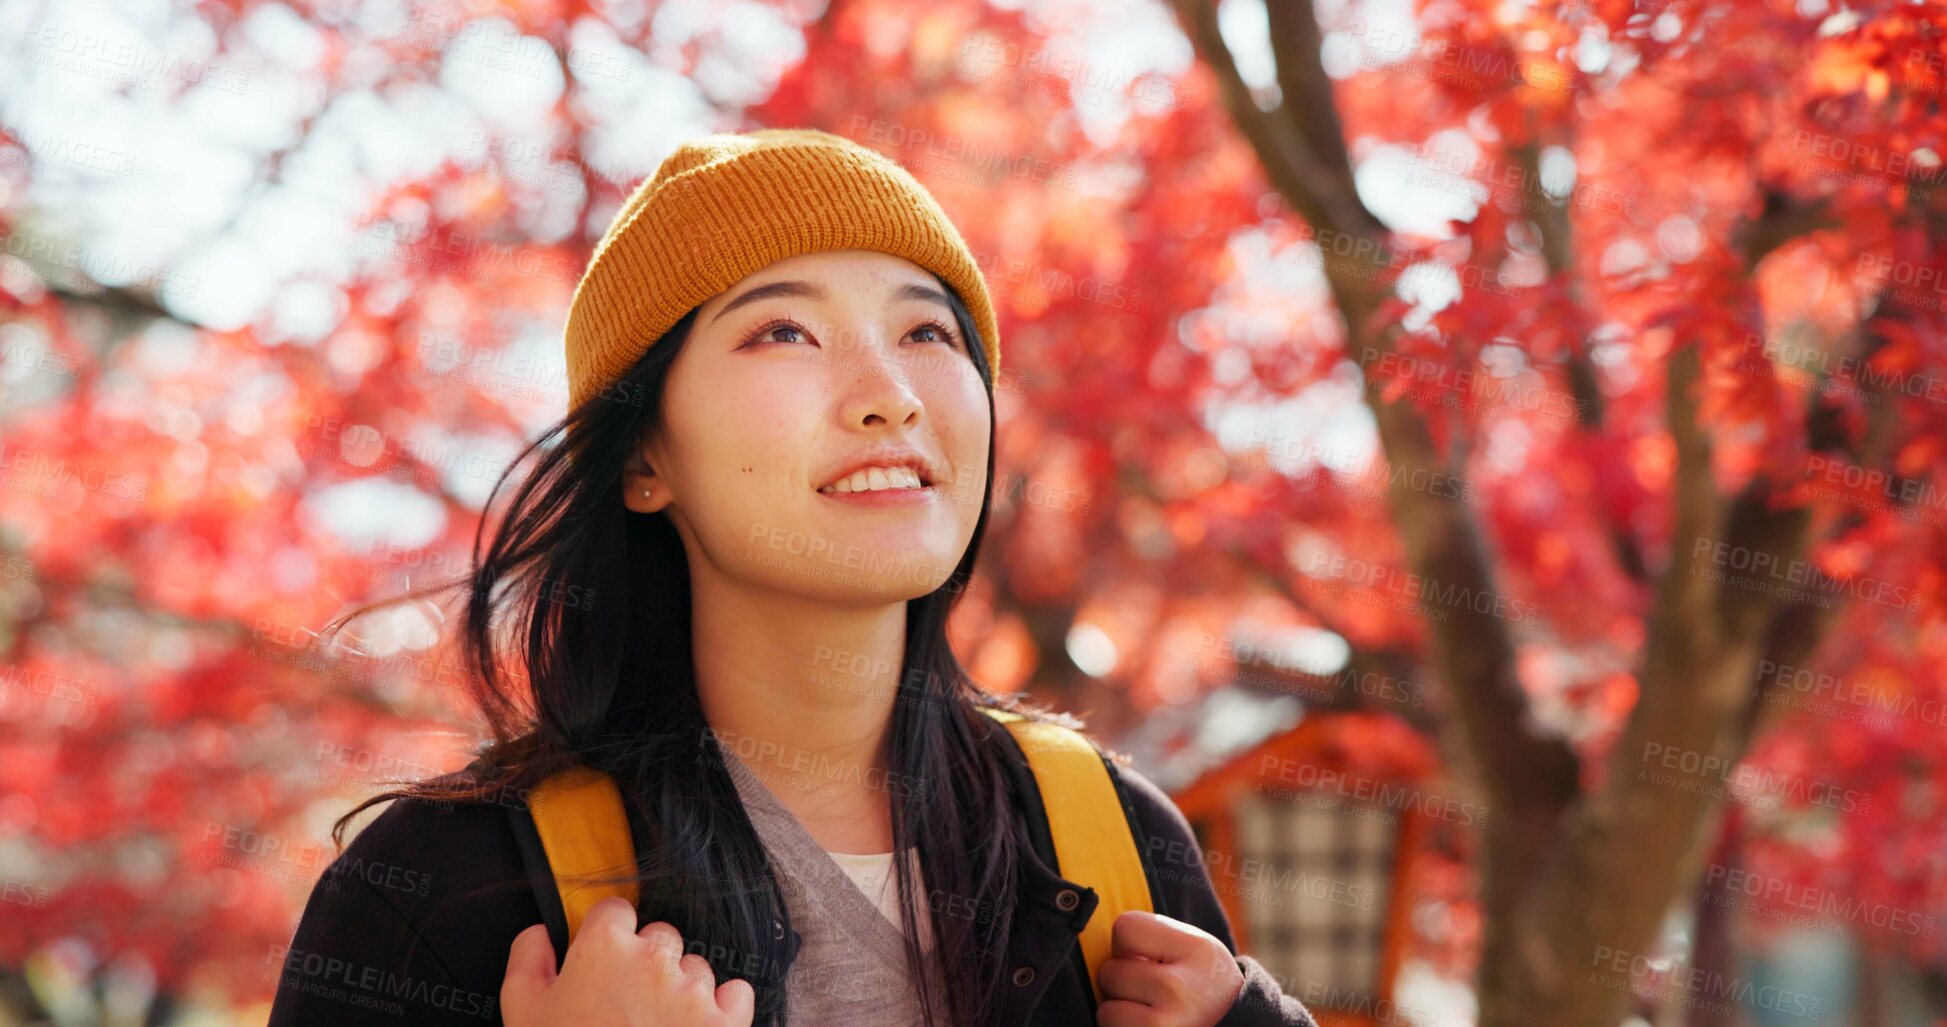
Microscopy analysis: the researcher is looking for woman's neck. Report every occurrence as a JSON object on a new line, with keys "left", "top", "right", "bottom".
{"left": 690, "top": 574, "right": 906, "bottom": 850}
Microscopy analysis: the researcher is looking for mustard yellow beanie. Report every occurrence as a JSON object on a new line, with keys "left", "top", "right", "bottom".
{"left": 562, "top": 127, "right": 1003, "bottom": 410}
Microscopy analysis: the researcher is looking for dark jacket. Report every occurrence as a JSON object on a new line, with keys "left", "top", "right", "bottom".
{"left": 266, "top": 722, "right": 1319, "bottom": 1026}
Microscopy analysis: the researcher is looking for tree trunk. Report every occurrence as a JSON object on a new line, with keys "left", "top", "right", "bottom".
{"left": 1161, "top": 5, "right": 1850, "bottom": 1025}
{"left": 1685, "top": 807, "right": 1741, "bottom": 1027}
{"left": 1856, "top": 941, "right": 1887, "bottom": 1027}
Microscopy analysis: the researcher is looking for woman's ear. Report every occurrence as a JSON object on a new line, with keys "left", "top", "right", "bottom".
{"left": 623, "top": 432, "right": 674, "bottom": 515}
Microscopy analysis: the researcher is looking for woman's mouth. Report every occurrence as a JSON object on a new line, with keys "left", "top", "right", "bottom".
{"left": 816, "top": 466, "right": 939, "bottom": 506}
{"left": 816, "top": 483, "right": 939, "bottom": 506}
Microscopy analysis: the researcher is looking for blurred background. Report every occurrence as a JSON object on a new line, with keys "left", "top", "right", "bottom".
{"left": 1, "top": 0, "right": 1943, "bottom": 1023}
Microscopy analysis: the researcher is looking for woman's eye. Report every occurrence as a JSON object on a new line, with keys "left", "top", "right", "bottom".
{"left": 751, "top": 322, "right": 809, "bottom": 346}
{"left": 911, "top": 321, "right": 959, "bottom": 346}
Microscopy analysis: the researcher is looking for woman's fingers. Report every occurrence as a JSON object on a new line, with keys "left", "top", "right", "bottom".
{"left": 1096, "top": 955, "right": 1172, "bottom": 1007}
{"left": 560, "top": 897, "right": 663, "bottom": 976}
{"left": 501, "top": 899, "right": 754, "bottom": 1026}
{"left": 636, "top": 917, "right": 733, "bottom": 1018}
{"left": 716, "top": 977, "right": 756, "bottom": 1024}
{"left": 1109, "top": 910, "right": 1199, "bottom": 963}
{"left": 507, "top": 922, "right": 558, "bottom": 982}
{"left": 580, "top": 895, "right": 643, "bottom": 946}
{"left": 635, "top": 919, "right": 687, "bottom": 977}
{"left": 500, "top": 923, "right": 558, "bottom": 1025}
{"left": 676, "top": 952, "right": 716, "bottom": 989}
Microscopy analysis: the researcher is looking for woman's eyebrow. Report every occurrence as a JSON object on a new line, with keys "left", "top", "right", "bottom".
{"left": 708, "top": 280, "right": 952, "bottom": 327}
{"left": 710, "top": 280, "right": 824, "bottom": 326}
{"left": 892, "top": 282, "right": 952, "bottom": 312}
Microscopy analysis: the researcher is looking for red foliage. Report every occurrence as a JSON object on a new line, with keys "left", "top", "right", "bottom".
{"left": 2, "top": 0, "right": 1943, "bottom": 1015}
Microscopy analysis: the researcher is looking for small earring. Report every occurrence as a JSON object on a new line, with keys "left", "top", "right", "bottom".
{"left": 641, "top": 489, "right": 651, "bottom": 497}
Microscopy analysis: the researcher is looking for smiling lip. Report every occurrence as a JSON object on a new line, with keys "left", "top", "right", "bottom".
{"left": 816, "top": 484, "right": 939, "bottom": 507}
{"left": 816, "top": 448, "right": 940, "bottom": 492}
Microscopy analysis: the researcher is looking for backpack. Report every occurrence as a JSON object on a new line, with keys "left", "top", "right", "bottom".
{"left": 508, "top": 705, "right": 1156, "bottom": 1006}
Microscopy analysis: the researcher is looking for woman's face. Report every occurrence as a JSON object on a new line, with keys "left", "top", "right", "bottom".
{"left": 626, "top": 249, "right": 992, "bottom": 605}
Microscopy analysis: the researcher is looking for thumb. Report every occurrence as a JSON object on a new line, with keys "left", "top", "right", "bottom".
{"left": 501, "top": 923, "right": 558, "bottom": 1022}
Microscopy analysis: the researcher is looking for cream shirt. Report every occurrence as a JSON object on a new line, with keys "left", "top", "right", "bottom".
{"left": 826, "top": 847, "right": 936, "bottom": 951}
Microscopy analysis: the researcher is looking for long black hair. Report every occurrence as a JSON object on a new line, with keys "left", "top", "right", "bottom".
{"left": 314, "top": 277, "right": 1081, "bottom": 1027}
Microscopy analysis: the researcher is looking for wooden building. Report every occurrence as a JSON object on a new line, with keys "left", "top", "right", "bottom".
{"left": 1169, "top": 711, "right": 1445, "bottom": 1027}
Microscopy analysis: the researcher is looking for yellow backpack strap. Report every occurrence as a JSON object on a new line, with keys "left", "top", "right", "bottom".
{"left": 516, "top": 717, "right": 1155, "bottom": 1004}
{"left": 979, "top": 706, "right": 1155, "bottom": 1005}
{"left": 524, "top": 766, "right": 639, "bottom": 946}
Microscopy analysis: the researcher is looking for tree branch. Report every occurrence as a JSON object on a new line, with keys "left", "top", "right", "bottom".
{"left": 1167, "top": 0, "right": 1383, "bottom": 244}
{"left": 1737, "top": 189, "right": 1840, "bottom": 273}
{"left": 1263, "top": 0, "right": 1360, "bottom": 207}
{"left": 1505, "top": 132, "right": 1655, "bottom": 591}
{"left": 1169, "top": 0, "right": 1578, "bottom": 834}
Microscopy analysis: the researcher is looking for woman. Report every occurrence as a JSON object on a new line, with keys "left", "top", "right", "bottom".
{"left": 266, "top": 128, "right": 1318, "bottom": 1027}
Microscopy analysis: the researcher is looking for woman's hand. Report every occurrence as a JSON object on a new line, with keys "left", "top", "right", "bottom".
{"left": 1095, "top": 910, "right": 1246, "bottom": 1027}
{"left": 501, "top": 896, "right": 755, "bottom": 1027}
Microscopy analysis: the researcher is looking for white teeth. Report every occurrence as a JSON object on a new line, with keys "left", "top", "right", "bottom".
{"left": 820, "top": 465, "right": 925, "bottom": 493}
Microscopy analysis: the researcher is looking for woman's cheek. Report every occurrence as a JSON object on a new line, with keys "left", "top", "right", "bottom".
{"left": 951, "top": 398, "right": 993, "bottom": 504}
